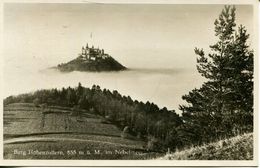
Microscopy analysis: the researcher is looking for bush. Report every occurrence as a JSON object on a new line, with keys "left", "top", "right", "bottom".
{"left": 33, "top": 98, "right": 40, "bottom": 107}
{"left": 121, "top": 126, "right": 130, "bottom": 139}
{"left": 147, "top": 136, "right": 163, "bottom": 152}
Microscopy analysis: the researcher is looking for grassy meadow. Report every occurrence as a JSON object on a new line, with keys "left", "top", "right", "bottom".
{"left": 4, "top": 103, "right": 120, "bottom": 136}
{"left": 4, "top": 103, "right": 152, "bottom": 159}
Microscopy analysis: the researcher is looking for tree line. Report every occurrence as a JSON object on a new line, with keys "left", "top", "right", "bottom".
{"left": 4, "top": 6, "right": 253, "bottom": 152}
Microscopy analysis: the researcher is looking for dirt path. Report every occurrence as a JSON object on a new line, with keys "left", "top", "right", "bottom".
{"left": 4, "top": 136, "right": 140, "bottom": 149}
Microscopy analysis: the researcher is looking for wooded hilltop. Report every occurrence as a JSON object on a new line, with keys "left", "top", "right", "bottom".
{"left": 56, "top": 44, "right": 126, "bottom": 72}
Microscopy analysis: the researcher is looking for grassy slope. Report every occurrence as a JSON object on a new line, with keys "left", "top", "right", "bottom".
{"left": 4, "top": 103, "right": 148, "bottom": 159}
{"left": 4, "top": 103, "right": 120, "bottom": 136}
{"left": 158, "top": 133, "right": 253, "bottom": 160}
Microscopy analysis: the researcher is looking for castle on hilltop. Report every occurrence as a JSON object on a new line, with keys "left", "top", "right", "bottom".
{"left": 56, "top": 42, "right": 126, "bottom": 72}
{"left": 78, "top": 43, "right": 109, "bottom": 61}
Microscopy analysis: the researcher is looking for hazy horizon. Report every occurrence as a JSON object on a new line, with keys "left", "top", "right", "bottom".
{"left": 3, "top": 3, "right": 254, "bottom": 112}
{"left": 4, "top": 3, "right": 253, "bottom": 71}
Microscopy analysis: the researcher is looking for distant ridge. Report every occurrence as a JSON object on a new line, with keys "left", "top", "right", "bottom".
{"left": 56, "top": 43, "right": 126, "bottom": 72}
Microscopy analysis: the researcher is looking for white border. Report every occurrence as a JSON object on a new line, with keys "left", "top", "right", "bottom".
{"left": 0, "top": 0, "right": 258, "bottom": 166}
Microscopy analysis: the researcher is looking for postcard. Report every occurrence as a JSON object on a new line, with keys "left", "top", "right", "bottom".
{"left": 0, "top": 0, "right": 258, "bottom": 166}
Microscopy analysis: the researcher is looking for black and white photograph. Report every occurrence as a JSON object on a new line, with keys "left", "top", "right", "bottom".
{"left": 1, "top": 0, "right": 258, "bottom": 166}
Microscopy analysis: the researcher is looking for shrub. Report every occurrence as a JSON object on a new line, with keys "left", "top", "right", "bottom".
{"left": 147, "top": 136, "right": 162, "bottom": 152}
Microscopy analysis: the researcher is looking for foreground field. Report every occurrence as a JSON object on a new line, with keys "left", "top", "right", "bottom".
{"left": 4, "top": 103, "right": 155, "bottom": 159}
{"left": 4, "top": 133, "right": 149, "bottom": 159}
{"left": 158, "top": 133, "right": 253, "bottom": 160}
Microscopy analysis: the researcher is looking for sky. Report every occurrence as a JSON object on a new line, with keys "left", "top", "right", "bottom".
{"left": 3, "top": 3, "right": 254, "bottom": 72}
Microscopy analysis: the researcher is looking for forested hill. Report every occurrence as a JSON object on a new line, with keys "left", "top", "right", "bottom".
{"left": 55, "top": 44, "right": 126, "bottom": 72}
{"left": 4, "top": 83, "right": 182, "bottom": 151}
{"left": 56, "top": 56, "right": 126, "bottom": 72}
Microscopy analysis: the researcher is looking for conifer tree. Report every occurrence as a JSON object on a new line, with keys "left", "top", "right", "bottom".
{"left": 179, "top": 5, "right": 253, "bottom": 143}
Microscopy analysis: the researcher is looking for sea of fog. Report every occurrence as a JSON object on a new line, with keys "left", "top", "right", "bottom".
{"left": 3, "top": 68, "right": 205, "bottom": 114}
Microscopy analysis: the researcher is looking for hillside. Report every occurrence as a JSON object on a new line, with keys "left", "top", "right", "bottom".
{"left": 4, "top": 84, "right": 182, "bottom": 155}
{"left": 57, "top": 56, "right": 126, "bottom": 72}
{"left": 4, "top": 103, "right": 149, "bottom": 159}
{"left": 157, "top": 133, "right": 253, "bottom": 160}
{"left": 56, "top": 44, "right": 126, "bottom": 72}
{"left": 4, "top": 103, "right": 121, "bottom": 136}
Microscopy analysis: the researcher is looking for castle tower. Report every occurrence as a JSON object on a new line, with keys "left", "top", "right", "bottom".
{"left": 85, "top": 43, "right": 89, "bottom": 55}
{"left": 82, "top": 46, "right": 85, "bottom": 54}
{"left": 86, "top": 47, "right": 89, "bottom": 56}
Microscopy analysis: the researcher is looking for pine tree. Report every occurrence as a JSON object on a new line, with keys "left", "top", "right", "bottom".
{"left": 179, "top": 5, "right": 253, "bottom": 143}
